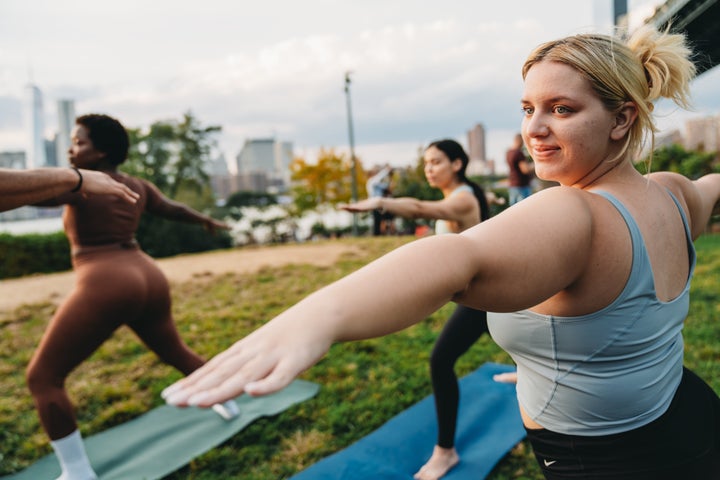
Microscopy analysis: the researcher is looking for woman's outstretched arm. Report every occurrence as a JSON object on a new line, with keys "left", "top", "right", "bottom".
{"left": 162, "top": 187, "right": 593, "bottom": 406}
{"left": 0, "top": 167, "right": 138, "bottom": 211}
{"left": 141, "top": 179, "right": 229, "bottom": 233}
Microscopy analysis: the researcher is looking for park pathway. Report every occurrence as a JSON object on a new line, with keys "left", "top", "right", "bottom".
{"left": 0, "top": 242, "right": 359, "bottom": 313}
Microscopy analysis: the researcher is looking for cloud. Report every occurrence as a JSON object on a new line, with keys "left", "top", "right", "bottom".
{"left": 2, "top": 0, "right": 718, "bottom": 170}
{"left": 77, "top": 17, "right": 536, "bottom": 153}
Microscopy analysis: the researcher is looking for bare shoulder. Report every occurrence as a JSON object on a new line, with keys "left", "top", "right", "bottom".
{"left": 469, "top": 186, "right": 596, "bottom": 245}
{"left": 646, "top": 171, "right": 697, "bottom": 214}
{"left": 650, "top": 171, "right": 720, "bottom": 238}
{"left": 508, "top": 185, "right": 596, "bottom": 215}
{"left": 457, "top": 186, "right": 598, "bottom": 312}
{"left": 445, "top": 187, "right": 478, "bottom": 208}
{"left": 647, "top": 171, "right": 693, "bottom": 192}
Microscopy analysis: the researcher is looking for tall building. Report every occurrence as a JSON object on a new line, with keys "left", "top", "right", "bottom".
{"left": 235, "top": 138, "right": 293, "bottom": 193}
{"left": 684, "top": 115, "right": 720, "bottom": 153}
{"left": 655, "top": 129, "right": 684, "bottom": 150}
{"left": 0, "top": 151, "right": 26, "bottom": 169}
{"left": 24, "top": 84, "right": 47, "bottom": 169}
{"left": 208, "top": 154, "right": 237, "bottom": 203}
{"left": 55, "top": 99, "right": 76, "bottom": 167}
{"left": 44, "top": 137, "right": 57, "bottom": 167}
{"left": 467, "top": 123, "right": 492, "bottom": 175}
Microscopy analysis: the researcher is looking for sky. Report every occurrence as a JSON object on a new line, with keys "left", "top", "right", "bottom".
{"left": 1, "top": 0, "right": 719, "bottom": 174}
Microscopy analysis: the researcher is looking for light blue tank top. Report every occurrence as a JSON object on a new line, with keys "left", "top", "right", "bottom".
{"left": 434, "top": 184, "right": 474, "bottom": 235}
{"left": 487, "top": 191, "right": 695, "bottom": 436}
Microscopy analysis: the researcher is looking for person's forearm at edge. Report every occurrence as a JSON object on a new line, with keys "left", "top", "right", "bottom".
{"left": 0, "top": 168, "right": 85, "bottom": 211}
{"left": 0, "top": 167, "right": 139, "bottom": 212}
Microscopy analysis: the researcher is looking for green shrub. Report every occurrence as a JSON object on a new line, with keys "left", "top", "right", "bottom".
{"left": 134, "top": 215, "right": 233, "bottom": 258}
{"left": 0, "top": 232, "right": 71, "bottom": 279}
{"left": 0, "top": 216, "right": 233, "bottom": 279}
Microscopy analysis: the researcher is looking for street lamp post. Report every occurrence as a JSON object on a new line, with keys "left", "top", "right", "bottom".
{"left": 344, "top": 71, "right": 359, "bottom": 236}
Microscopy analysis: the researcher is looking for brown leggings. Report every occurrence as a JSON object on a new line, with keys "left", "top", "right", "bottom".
{"left": 26, "top": 246, "right": 205, "bottom": 440}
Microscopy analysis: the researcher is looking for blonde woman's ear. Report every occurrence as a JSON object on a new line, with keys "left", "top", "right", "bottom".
{"left": 610, "top": 102, "right": 638, "bottom": 141}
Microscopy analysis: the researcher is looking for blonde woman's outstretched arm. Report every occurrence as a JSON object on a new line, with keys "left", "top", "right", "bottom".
{"left": 162, "top": 187, "right": 593, "bottom": 406}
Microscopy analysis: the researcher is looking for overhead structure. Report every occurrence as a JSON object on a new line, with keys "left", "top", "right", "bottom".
{"left": 646, "top": 0, "right": 720, "bottom": 74}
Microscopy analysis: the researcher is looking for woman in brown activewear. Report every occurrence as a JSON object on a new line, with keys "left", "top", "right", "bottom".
{"left": 25, "top": 113, "right": 238, "bottom": 480}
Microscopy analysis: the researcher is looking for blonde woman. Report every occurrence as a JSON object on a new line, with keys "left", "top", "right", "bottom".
{"left": 166, "top": 27, "right": 720, "bottom": 479}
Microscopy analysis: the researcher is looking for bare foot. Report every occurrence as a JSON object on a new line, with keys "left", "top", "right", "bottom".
{"left": 414, "top": 445, "right": 460, "bottom": 480}
{"left": 493, "top": 372, "right": 518, "bottom": 384}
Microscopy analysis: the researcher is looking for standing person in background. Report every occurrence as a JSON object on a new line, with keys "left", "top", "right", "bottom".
{"left": 506, "top": 133, "right": 534, "bottom": 205}
{"left": 326, "top": 139, "right": 499, "bottom": 479}
{"left": 0, "top": 167, "right": 138, "bottom": 212}
{"left": 366, "top": 165, "right": 394, "bottom": 235}
{"left": 165, "top": 26, "right": 720, "bottom": 479}
{"left": 26, "top": 114, "right": 238, "bottom": 480}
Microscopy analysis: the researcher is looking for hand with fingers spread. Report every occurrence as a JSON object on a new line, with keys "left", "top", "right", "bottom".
{"left": 202, "top": 217, "right": 231, "bottom": 235}
{"left": 337, "top": 197, "right": 382, "bottom": 213}
{"left": 79, "top": 168, "right": 140, "bottom": 204}
{"left": 162, "top": 312, "right": 334, "bottom": 406}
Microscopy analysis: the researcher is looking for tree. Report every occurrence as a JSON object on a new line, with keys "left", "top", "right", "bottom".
{"left": 173, "top": 112, "right": 221, "bottom": 198}
{"left": 124, "top": 123, "right": 175, "bottom": 193}
{"left": 225, "top": 191, "right": 278, "bottom": 208}
{"left": 120, "top": 112, "right": 231, "bottom": 257}
{"left": 289, "top": 148, "right": 367, "bottom": 214}
{"left": 635, "top": 144, "right": 719, "bottom": 179}
{"left": 217, "top": 191, "right": 280, "bottom": 221}
{"left": 122, "top": 111, "right": 221, "bottom": 199}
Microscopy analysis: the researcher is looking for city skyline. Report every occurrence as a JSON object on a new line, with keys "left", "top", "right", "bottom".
{"left": 2, "top": 0, "right": 719, "bottom": 173}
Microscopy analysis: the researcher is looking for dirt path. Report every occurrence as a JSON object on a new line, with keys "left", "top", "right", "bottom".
{"left": 0, "top": 242, "right": 359, "bottom": 314}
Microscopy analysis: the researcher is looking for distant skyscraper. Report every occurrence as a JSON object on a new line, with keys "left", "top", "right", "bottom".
{"left": 655, "top": 129, "right": 684, "bottom": 150}
{"left": 44, "top": 137, "right": 58, "bottom": 167}
{"left": 274, "top": 140, "right": 294, "bottom": 186}
{"left": 208, "top": 154, "right": 236, "bottom": 202}
{"left": 684, "top": 115, "right": 720, "bottom": 153}
{"left": 0, "top": 151, "right": 26, "bottom": 169}
{"left": 24, "top": 84, "right": 47, "bottom": 168}
{"left": 467, "top": 123, "right": 489, "bottom": 175}
{"left": 235, "top": 138, "right": 294, "bottom": 193}
{"left": 56, "top": 99, "right": 76, "bottom": 167}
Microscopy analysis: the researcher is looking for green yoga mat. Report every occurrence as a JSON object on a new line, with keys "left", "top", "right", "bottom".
{"left": 2, "top": 379, "right": 319, "bottom": 480}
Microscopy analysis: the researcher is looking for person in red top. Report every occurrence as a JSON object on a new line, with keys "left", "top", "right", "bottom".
{"left": 25, "top": 113, "right": 237, "bottom": 480}
{"left": 506, "top": 133, "right": 534, "bottom": 205}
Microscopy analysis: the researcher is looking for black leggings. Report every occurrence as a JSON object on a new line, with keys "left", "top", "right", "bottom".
{"left": 430, "top": 304, "right": 489, "bottom": 448}
{"left": 526, "top": 367, "right": 720, "bottom": 479}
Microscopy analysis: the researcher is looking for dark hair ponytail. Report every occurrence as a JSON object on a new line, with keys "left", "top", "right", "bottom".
{"left": 427, "top": 139, "right": 490, "bottom": 221}
{"left": 466, "top": 177, "right": 490, "bottom": 221}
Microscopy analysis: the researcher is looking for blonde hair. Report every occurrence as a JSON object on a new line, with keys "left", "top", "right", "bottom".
{"left": 522, "top": 26, "right": 695, "bottom": 163}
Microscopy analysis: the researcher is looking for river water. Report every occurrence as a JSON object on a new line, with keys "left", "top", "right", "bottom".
{"left": 0, "top": 206, "right": 363, "bottom": 243}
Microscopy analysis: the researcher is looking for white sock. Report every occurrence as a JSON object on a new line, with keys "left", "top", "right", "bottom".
{"left": 50, "top": 430, "right": 98, "bottom": 480}
{"left": 211, "top": 399, "right": 240, "bottom": 420}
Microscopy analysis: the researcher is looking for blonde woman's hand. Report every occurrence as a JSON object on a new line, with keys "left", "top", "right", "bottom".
{"left": 162, "top": 313, "right": 332, "bottom": 406}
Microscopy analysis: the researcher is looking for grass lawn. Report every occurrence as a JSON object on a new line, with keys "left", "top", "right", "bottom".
{"left": 1, "top": 234, "right": 718, "bottom": 479}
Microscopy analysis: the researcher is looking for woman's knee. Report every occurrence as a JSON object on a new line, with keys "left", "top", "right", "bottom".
{"left": 26, "top": 360, "right": 64, "bottom": 395}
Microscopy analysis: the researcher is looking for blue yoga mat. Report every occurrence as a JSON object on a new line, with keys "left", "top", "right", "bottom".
{"left": 2, "top": 379, "right": 319, "bottom": 480}
{"left": 290, "top": 363, "right": 524, "bottom": 480}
